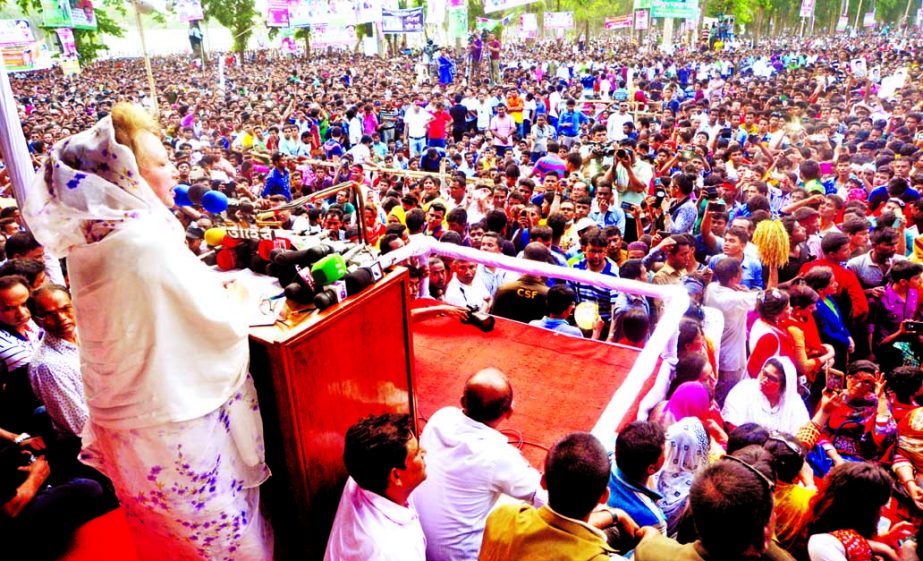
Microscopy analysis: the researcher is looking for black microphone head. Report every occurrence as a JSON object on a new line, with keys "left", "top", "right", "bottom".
{"left": 266, "top": 262, "right": 297, "bottom": 286}
{"left": 271, "top": 244, "right": 335, "bottom": 267}
{"left": 313, "top": 289, "right": 339, "bottom": 311}
{"left": 188, "top": 184, "right": 211, "bottom": 205}
{"left": 284, "top": 282, "right": 316, "bottom": 305}
{"left": 345, "top": 267, "right": 374, "bottom": 296}
{"left": 305, "top": 244, "right": 335, "bottom": 263}
{"left": 248, "top": 254, "right": 269, "bottom": 275}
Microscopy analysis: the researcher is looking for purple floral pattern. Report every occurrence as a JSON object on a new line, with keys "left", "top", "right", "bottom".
{"left": 80, "top": 377, "right": 272, "bottom": 561}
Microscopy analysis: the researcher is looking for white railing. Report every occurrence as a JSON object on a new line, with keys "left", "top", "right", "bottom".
{"left": 381, "top": 236, "right": 689, "bottom": 443}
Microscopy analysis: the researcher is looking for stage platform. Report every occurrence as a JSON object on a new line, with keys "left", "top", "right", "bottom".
{"left": 412, "top": 302, "right": 654, "bottom": 467}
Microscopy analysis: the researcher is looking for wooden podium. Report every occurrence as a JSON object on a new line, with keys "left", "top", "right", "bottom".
{"left": 248, "top": 268, "right": 416, "bottom": 560}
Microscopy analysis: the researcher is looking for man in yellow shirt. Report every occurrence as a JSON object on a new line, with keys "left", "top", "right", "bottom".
{"left": 478, "top": 432, "right": 620, "bottom": 561}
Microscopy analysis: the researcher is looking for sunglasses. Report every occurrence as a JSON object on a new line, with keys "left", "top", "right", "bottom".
{"left": 723, "top": 455, "right": 775, "bottom": 492}
{"left": 767, "top": 432, "right": 803, "bottom": 456}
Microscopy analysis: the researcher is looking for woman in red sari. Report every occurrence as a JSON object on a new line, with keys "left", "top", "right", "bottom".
{"left": 747, "top": 288, "right": 798, "bottom": 379}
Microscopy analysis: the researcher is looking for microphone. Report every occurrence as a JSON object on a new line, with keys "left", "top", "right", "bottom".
{"left": 344, "top": 267, "right": 373, "bottom": 296}
{"left": 284, "top": 282, "right": 316, "bottom": 305}
{"left": 313, "top": 281, "right": 347, "bottom": 311}
{"left": 270, "top": 244, "right": 334, "bottom": 267}
{"left": 311, "top": 254, "right": 347, "bottom": 286}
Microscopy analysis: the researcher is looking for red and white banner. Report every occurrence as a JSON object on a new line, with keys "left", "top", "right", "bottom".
{"left": 605, "top": 15, "right": 633, "bottom": 29}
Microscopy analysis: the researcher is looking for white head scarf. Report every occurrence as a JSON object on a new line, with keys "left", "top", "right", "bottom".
{"left": 721, "top": 355, "right": 809, "bottom": 435}
{"left": 22, "top": 115, "right": 178, "bottom": 257}
{"left": 654, "top": 417, "right": 710, "bottom": 537}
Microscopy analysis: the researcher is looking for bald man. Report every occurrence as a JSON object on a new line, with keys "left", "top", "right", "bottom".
{"left": 413, "top": 368, "right": 547, "bottom": 561}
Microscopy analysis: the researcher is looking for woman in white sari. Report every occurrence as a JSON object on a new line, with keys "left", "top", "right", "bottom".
{"left": 722, "top": 356, "right": 809, "bottom": 435}
{"left": 23, "top": 104, "right": 272, "bottom": 560}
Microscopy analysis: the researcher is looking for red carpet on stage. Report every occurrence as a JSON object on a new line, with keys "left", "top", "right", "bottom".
{"left": 411, "top": 303, "right": 645, "bottom": 467}
{"left": 59, "top": 508, "right": 139, "bottom": 561}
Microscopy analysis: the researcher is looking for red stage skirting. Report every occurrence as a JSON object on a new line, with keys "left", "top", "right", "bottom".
{"left": 412, "top": 303, "right": 646, "bottom": 467}
{"left": 60, "top": 508, "right": 139, "bottom": 561}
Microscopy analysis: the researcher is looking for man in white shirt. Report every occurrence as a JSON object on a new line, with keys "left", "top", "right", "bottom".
{"left": 403, "top": 103, "right": 432, "bottom": 159}
{"left": 703, "top": 257, "right": 758, "bottom": 405}
{"left": 346, "top": 135, "right": 372, "bottom": 165}
{"left": 606, "top": 102, "right": 634, "bottom": 142}
{"left": 325, "top": 413, "right": 428, "bottom": 561}
{"left": 414, "top": 368, "right": 547, "bottom": 561}
{"left": 444, "top": 259, "right": 492, "bottom": 313}
{"left": 476, "top": 232, "right": 513, "bottom": 297}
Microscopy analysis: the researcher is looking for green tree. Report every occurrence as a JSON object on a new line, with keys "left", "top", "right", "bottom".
{"left": 200, "top": 0, "right": 257, "bottom": 56}
{"left": 7, "top": 0, "right": 127, "bottom": 62}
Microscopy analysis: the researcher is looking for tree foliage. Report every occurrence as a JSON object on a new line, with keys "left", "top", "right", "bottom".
{"left": 200, "top": 0, "right": 257, "bottom": 55}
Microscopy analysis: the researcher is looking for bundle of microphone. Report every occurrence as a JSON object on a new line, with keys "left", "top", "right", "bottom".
{"left": 265, "top": 244, "right": 383, "bottom": 311}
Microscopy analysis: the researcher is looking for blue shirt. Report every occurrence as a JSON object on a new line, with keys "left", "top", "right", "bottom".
{"left": 708, "top": 252, "right": 764, "bottom": 290}
{"left": 261, "top": 167, "right": 292, "bottom": 201}
{"left": 528, "top": 317, "right": 585, "bottom": 337}
{"left": 606, "top": 465, "right": 666, "bottom": 532}
{"left": 813, "top": 297, "right": 852, "bottom": 347}
{"left": 556, "top": 110, "right": 588, "bottom": 137}
{"left": 589, "top": 208, "right": 626, "bottom": 235}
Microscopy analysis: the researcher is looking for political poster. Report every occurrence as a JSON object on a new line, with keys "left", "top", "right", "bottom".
{"left": 289, "top": 0, "right": 356, "bottom": 27}
{"left": 482, "top": 0, "right": 537, "bottom": 15}
{"left": 267, "top": 0, "right": 290, "bottom": 27}
{"left": 310, "top": 24, "right": 357, "bottom": 48}
{"left": 55, "top": 27, "right": 77, "bottom": 58}
{"left": 69, "top": 0, "right": 97, "bottom": 29}
{"left": 520, "top": 12, "right": 538, "bottom": 38}
{"left": 41, "top": 0, "right": 97, "bottom": 30}
{"left": 448, "top": 7, "right": 469, "bottom": 39}
{"left": 799, "top": 0, "right": 814, "bottom": 18}
{"left": 605, "top": 15, "right": 633, "bottom": 29}
{"left": 836, "top": 14, "right": 848, "bottom": 30}
{"left": 544, "top": 11, "right": 574, "bottom": 29}
{"left": 651, "top": 0, "right": 698, "bottom": 19}
{"left": 381, "top": 7, "right": 424, "bottom": 33}
{"left": 863, "top": 11, "right": 876, "bottom": 27}
{"left": 175, "top": 0, "right": 204, "bottom": 22}
{"left": 267, "top": 8, "right": 290, "bottom": 26}
{"left": 354, "top": 0, "right": 382, "bottom": 24}
{"left": 0, "top": 20, "right": 34, "bottom": 47}
{"left": 2, "top": 43, "right": 54, "bottom": 72}
{"left": 279, "top": 28, "right": 299, "bottom": 54}
{"left": 635, "top": 9, "right": 649, "bottom": 29}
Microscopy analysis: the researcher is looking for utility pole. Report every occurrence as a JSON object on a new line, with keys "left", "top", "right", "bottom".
{"left": 132, "top": 0, "right": 158, "bottom": 113}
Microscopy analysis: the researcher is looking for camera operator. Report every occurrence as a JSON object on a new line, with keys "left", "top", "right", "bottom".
{"left": 604, "top": 142, "right": 651, "bottom": 242}
{"left": 580, "top": 125, "right": 614, "bottom": 179}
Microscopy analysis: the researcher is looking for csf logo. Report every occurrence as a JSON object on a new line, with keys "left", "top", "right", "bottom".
{"left": 516, "top": 288, "right": 539, "bottom": 299}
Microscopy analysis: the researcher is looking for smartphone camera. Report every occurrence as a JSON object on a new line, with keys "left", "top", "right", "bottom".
{"left": 826, "top": 370, "right": 844, "bottom": 392}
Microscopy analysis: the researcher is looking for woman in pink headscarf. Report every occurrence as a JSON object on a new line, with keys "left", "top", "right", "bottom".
{"left": 653, "top": 381, "right": 726, "bottom": 537}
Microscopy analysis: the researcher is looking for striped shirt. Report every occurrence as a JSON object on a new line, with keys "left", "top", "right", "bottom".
{"left": 0, "top": 320, "right": 42, "bottom": 373}
{"left": 569, "top": 259, "right": 620, "bottom": 321}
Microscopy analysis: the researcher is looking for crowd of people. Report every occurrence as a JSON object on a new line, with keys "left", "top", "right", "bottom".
{"left": 1, "top": 24, "right": 923, "bottom": 561}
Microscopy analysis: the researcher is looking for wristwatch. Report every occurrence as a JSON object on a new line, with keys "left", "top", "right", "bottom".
{"left": 13, "top": 432, "right": 31, "bottom": 444}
